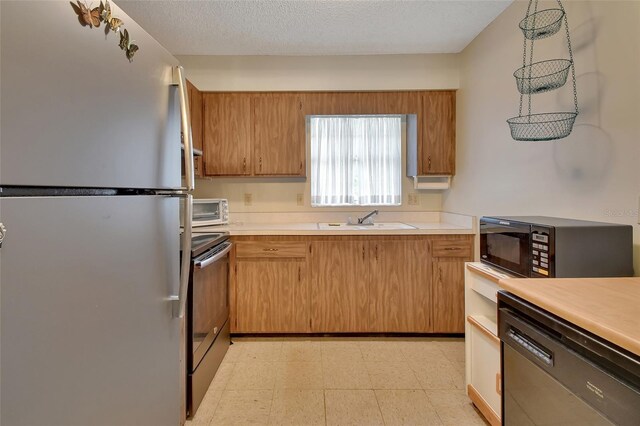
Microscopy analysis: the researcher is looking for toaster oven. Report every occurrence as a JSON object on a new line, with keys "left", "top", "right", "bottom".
{"left": 183, "top": 199, "right": 229, "bottom": 227}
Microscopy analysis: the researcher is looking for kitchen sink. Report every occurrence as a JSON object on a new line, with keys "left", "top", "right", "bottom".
{"left": 317, "top": 222, "right": 416, "bottom": 230}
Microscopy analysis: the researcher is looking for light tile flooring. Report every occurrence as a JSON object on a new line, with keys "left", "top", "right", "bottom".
{"left": 186, "top": 337, "right": 489, "bottom": 426}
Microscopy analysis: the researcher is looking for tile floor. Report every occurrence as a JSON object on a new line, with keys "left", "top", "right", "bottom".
{"left": 186, "top": 337, "right": 489, "bottom": 426}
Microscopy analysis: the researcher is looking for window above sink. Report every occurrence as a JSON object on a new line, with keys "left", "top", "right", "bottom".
{"left": 309, "top": 115, "right": 402, "bottom": 207}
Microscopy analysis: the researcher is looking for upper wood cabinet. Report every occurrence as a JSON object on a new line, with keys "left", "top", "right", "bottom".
{"left": 186, "top": 80, "right": 203, "bottom": 178}
{"left": 305, "top": 91, "right": 421, "bottom": 116}
{"left": 252, "top": 93, "right": 306, "bottom": 176}
{"left": 421, "top": 91, "right": 456, "bottom": 175}
{"left": 203, "top": 93, "right": 252, "bottom": 176}
{"left": 200, "top": 90, "right": 455, "bottom": 177}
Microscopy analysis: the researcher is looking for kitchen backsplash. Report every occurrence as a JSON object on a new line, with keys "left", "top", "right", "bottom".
{"left": 193, "top": 176, "right": 443, "bottom": 213}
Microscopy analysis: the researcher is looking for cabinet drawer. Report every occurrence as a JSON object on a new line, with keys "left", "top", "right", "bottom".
{"left": 432, "top": 240, "right": 472, "bottom": 258}
{"left": 236, "top": 241, "right": 308, "bottom": 258}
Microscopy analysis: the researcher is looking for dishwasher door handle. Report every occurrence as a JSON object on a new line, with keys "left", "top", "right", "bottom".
{"left": 195, "top": 242, "right": 232, "bottom": 269}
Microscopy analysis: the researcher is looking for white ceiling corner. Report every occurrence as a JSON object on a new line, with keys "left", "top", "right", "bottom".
{"left": 117, "top": 0, "right": 513, "bottom": 56}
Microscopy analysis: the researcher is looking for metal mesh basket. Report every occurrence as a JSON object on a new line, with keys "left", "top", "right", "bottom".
{"left": 507, "top": 112, "right": 577, "bottom": 141}
{"left": 519, "top": 8, "right": 565, "bottom": 40}
{"left": 514, "top": 59, "right": 572, "bottom": 95}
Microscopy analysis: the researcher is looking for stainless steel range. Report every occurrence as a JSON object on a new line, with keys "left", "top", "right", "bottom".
{"left": 185, "top": 231, "right": 231, "bottom": 418}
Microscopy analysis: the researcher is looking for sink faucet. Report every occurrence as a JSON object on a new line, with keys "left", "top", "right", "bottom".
{"left": 357, "top": 209, "right": 379, "bottom": 225}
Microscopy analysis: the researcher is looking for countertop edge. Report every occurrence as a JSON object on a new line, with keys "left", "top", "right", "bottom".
{"left": 194, "top": 222, "right": 475, "bottom": 236}
{"left": 498, "top": 278, "right": 640, "bottom": 357}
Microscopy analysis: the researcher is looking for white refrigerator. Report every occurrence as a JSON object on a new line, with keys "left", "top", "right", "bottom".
{"left": 0, "top": 1, "right": 195, "bottom": 424}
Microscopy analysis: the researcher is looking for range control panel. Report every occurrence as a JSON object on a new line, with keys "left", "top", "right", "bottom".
{"left": 531, "top": 231, "right": 550, "bottom": 276}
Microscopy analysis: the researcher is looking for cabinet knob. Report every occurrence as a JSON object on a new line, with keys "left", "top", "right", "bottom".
{"left": 243, "top": 157, "right": 246, "bottom": 171}
{"left": 428, "top": 156, "right": 432, "bottom": 171}
{"left": 263, "top": 248, "right": 279, "bottom": 252}
{"left": 259, "top": 157, "right": 262, "bottom": 171}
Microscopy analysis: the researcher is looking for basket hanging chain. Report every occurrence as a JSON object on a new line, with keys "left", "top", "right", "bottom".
{"left": 526, "top": 0, "right": 539, "bottom": 122}
{"left": 557, "top": 0, "right": 578, "bottom": 114}
{"left": 519, "top": 0, "right": 534, "bottom": 117}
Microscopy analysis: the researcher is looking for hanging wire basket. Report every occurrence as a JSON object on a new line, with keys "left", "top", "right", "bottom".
{"left": 507, "top": 0, "right": 578, "bottom": 142}
{"left": 519, "top": 8, "right": 565, "bottom": 40}
{"left": 514, "top": 59, "right": 572, "bottom": 94}
{"left": 507, "top": 112, "right": 577, "bottom": 141}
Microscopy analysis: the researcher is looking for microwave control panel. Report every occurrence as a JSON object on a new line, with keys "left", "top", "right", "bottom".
{"left": 531, "top": 226, "right": 553, "bottom": 277}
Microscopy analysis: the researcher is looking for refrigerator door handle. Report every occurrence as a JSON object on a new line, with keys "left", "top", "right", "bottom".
{"left": 173, "top": 194, "right": 192, "bottom": 318}
{"left": 173, "top": 65, "right": 195, "bottom": 192}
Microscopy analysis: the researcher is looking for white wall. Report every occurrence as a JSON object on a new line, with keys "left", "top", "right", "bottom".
{"left": 178, "top": 54, "right": 460, "bottom": 91}
{"left": 443, "top": 1, "right": 640, "bottom": 269}
{"left": 180, "top": 54, "right": 461, "bottom": 213}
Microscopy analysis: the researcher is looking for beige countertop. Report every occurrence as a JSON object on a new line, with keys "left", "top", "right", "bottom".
{"left": 498, "top": 277, "right": 640, "bottom": 357}
{"left": 193, "top": 221, "right": 474, "bottom": 236}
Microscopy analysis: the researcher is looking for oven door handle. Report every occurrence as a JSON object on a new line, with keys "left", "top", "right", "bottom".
{"left": 195, "top": 242, "right": 232, "bottom": 269}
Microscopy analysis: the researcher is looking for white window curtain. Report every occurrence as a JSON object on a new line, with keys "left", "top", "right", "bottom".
{"left": 310, "top": 116, "right": 402, "bottom": 206}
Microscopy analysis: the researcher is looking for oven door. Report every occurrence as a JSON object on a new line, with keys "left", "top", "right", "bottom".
{"left": 189, "top": 241, "right": 232, "bottom": 371}
{"left": 480, "top": 218, "right": 531, "bottom": 277}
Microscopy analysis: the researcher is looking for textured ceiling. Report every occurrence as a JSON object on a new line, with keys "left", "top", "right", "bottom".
{"left": 117, "top": 0, "right": 513, "bottom": 56}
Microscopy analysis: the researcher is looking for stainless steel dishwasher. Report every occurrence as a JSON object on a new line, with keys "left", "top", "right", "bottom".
{"left": 498, "top": 291, "right": 640, "bottom": 425}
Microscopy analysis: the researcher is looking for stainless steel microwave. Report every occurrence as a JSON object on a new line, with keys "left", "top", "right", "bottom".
{"left": 182, "top": 198, "right": 229, "bottom": 227}
{"left": 480, "top": 216, "right": 633, "bottom": 278}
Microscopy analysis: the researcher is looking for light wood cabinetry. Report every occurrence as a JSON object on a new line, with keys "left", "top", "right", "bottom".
{"left": 369, "top": 239, "right": 431, "bottom": 332}
{"left": 203, "top": 93, "right": 252, "bottom": 176}
{"left": 421, "top": 91, "right": 456, "bottom": 175}
{"left": 234, "top": 240, "right": 309, "bottom": 333}
{"left": 431, "top": 237, "right": 473, "bottom": 333}
{"left": 309, "top": 240, "right": 369, "bottom": 332}
{"left": 230, "top": 235, "right": 473, "bottom": 334}
{"left": 201, "top": 90, "right": 456, "bottom": 177}
{"left": 252, "top": 93, "right": 306, "bottom": 176}
{"left": 186, "top": 80, "right": 204, "bottom": 177}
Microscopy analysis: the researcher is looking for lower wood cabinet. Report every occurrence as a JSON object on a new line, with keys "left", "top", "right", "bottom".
{"left": 431, "top": 237, "right": 474, "bottom": 333}
{"left": 234, "top": 241, "right": 309, "bottom": 333}
{"left": 231, "top": 235, "right": 473, "bottom": 334}
{"left": 369, "top": 240, "right": 431, "bottom": 332}
{"left": 310, "top": 240, "right": 369, "bottom": 332}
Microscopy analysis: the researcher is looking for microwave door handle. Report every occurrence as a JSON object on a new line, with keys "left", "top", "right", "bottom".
{"left": 195, "top": 242, "right": 233, "bottom": 269}
{"left": 173, "top": 194, "right": 192, "bottom": 318}
{"left": 173, "top": 65, "right": 194, "bottom": 192}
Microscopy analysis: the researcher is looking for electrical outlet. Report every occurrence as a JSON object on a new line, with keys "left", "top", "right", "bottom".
{"left": 296, "top": 193, "right": 304, "bottom": 206}
{"left": 408, "top": 193, "right": 419, "bottom": 206}
{"left": 244, "top": 193, "right": 252, "bottom": 206}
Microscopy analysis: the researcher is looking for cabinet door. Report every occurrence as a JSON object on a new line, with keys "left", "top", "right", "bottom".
{"left": 304, "top": 92, "right": 361, "bottom": 115}
{"left": 358, "top": 92, "right": 421, "bottom": 115}
{"left": 252, "top": 93, "right": 306, "bottom": 176}
{"left": 431, "top": 260, "right": 465, "bottom": 333}
{"left": 369, "top": 240, "right": 431, "bottom": 332}
{"left": 203, "top": 93, "right": 252, "bottom": 176}
{"left": 236, "top": 259, "right": 308, "bottom": 333}
{"left": 186, "top": 80, "right": 203, "bottom": 178}
{"left": 310, "top": 241, "right": 369, "bottom": 332}
{"left": 422, "top": 91, "right": 456, "bottom": 175}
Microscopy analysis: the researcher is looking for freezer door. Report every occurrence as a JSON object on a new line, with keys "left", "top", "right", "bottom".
{"left": 0, "top": 1, "right": 181, "bottom": 190}
{"left": 0, "top": 196, "right": 181, "bottom": 426}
